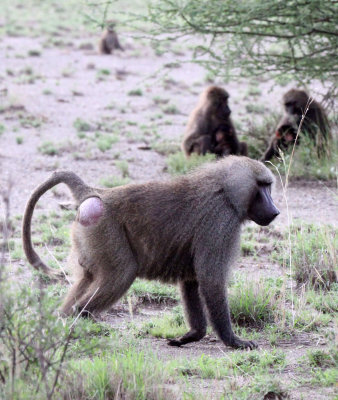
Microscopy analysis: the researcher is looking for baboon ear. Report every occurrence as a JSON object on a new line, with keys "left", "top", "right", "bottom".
{"left": 248, "top": 185, "right": 279, "bottom": 226}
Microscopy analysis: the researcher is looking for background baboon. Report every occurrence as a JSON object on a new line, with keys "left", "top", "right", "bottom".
{"left": 182, "top": 86, "right": 248, "bottom": 157}
{"left": 99, "top": 22, "right": 124, "bottom": 54}
{"left": 23, "top": 157, "right": 279, "bottom": 350}
{"left": 262, "top": 89, "right": 331, "bottom": 161}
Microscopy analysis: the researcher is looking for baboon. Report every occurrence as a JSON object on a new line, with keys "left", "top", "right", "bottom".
{"left": 99, "top": 22, "right": 124, "bottom": 54}
{"left": 22, "top": 157, "right": 280, "bottom": 350}
{"left": 262, "top": 89, "right": 331, "bottom": 161}
{"left": 182, "top": 86, "right": 248, "bottom": 157}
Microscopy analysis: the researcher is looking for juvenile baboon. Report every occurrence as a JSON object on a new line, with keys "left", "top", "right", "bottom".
{"left": 99, "top": 22, "right": 124, "bottom": 54}
{"left": 262, "top": 89, "right": 331, "bottom": 161}
{"left": 214, "top": 129, "right": 248, "bottom": 157}
{"left": 22, "top": 157, "right": 279, "bottom": 350}
{"left": 182, "top": 86, "right": 248, "bottom": 157}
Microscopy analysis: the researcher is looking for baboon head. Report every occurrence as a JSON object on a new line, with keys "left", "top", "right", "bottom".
{"left": 283, "top": 89, "right": 310, "bottom": 116}
{"left": 215, "top": 157, "right": 280, "bottom": 226}
{"left": 205, "top": 86, "right": 231, "bottom": 119}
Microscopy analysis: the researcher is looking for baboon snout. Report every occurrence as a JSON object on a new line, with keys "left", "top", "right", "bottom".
{"left": 248, "top": 186, "right": 280, "bottom": 226}
{"left": 78, "top": 197, "right": 104, "bottom": 226}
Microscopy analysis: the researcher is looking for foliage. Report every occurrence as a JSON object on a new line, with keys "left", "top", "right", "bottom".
{"left": 148, "top": 0, "right": 338, "bottom": 96}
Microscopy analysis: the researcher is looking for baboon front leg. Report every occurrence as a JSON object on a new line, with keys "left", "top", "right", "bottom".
{"left": 168, "top": 280, "right": 207, "bottom": 347}
{"left": 199, "top": 279, "right": 257, "bottom": 350}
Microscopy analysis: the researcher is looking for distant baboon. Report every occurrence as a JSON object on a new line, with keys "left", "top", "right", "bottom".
{"left": 182, "top": 86, "right": 248, "bottom": 157}
{"left": 22, "top": 157, "right": 279, "bottom": 350}
{"left": 99, "top": 22, "right": 124, "bottom": 54}
{"left": 262, "top": 89, "right": 331, "bottom": 161}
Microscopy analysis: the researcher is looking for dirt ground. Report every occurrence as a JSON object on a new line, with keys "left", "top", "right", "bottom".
{"left": 0, "top": 8, "right": 337, "bottom": 400}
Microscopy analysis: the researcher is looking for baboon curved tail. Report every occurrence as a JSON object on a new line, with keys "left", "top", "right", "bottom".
{"left": 22, "top": 171, "right": 95, "bottom": 281}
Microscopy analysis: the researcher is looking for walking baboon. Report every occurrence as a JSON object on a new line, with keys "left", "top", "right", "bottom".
{"left": 22, "top": 157, "right": 280, "bottom": 350}
{"left": 262, "top": 89, "right": 331, "bottom": 161}
{"left": 182, "top": 86, "right": 247, "bottom": 157}
{"left": 99, "top": 22, "right": 124, "bottom": 54}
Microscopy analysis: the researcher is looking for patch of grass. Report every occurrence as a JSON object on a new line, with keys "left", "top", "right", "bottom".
{"left": 64, "top": 349, "right": 175, "bottom": 400}
{"left": 304, "top": 287, "right": 338, "bottom": 314}
{"left": 152, "top": 140, "right": 180, "bottom": 155}
{"left": 16, "top": 136, "right": 23, "bottom": 144}
{"left": 28, "top": 49, "right": 41, "bottom": 57}
{"left": 167, "top": 152, "right": 216, "bottom": 175}
{"left": 38, "top": 141, "right": 60, "bottom": 156}
{"left": 0, "top": 123, "right": 4, "bottom": 135}
{"left": 278, "top": 224, "right": 337, "bottom": 290}
{"left": 128, "top": 88, "right": 143, "bottom": 96}
{"left": 309, "top": 368, "right": 338, "bottom": 387}
{"left": 177, "top": 349, "right": 286, "bottom": 379}
{"left": 153, "top": 96, "right": 169, "bottom": 105}
{"left": 99, "top": 176, "right": 131, "bottom": 188}
{"left": 229, "top": 277, "right": 279, "bottom": 327}
{"left": 96, "top": 68, "right": 111, "bottom": 81}
{"left": 307, "top": 349, "right": 338, "bottom": 368}
{"left": 96, "top": 133, "right": 119, "bottom": 152}
{"left": 62, "top": 67, "right": 74, "bottom": 77}
{"left": 245, "top": 103, "right": 266, "bottom": 114}
{"left": 246, "top": 85, "right": 262, "bottom": 96}
{"left": 42, "top": 88, "right": 52, "bottom": 95}
{"left": 143, "top": 306, "right": 186, "bottom": 339}
{"left": 128, "top": 280, "right": 179, "bottom": 304}
{"left": 204, "top": 71, "right": 216, "bottom": 83}
{"left": 19, "top": 113, "right": 43, "bottom": 129}
{"left": 162, "top": 104, "right": 179, "bottom": 114}
{"left": 115, "top": 160, "right": 129, "bottom": 177}
{"left": 73, "top": 118, "right": 92, "bottom": 132}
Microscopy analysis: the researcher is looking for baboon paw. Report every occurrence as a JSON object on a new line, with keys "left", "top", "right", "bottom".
{"left": 229, "top": 337, "right": 258, "bottom": 350}
{"left": 167, "top": 339, "right": 183, "bottom": 347}
{"left": 78, "top": 197, "right": 104, "bottom": 226}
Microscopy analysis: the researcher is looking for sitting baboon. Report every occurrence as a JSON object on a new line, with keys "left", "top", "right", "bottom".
{"left": 23, "top": 157, "right": 279, "bottom": 350}
{"left": 262, "top": 89, "right": 331, "bottom": 161}
{"left": 182, "top": 86, "right": 247, "bottom": 157}
{"left": 99, "top": 21, "right": 124, "bottom": 54}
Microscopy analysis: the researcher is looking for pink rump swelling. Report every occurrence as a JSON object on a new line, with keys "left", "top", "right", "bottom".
{"left": 78, "top": 197, "right": 104, "bottom": 227}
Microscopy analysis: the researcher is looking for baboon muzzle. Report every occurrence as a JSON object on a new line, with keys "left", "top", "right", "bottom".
{"left": 248, "top": 186, "right": 280, "bottom": 226}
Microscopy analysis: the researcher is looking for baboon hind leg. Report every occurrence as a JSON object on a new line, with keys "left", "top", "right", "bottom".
{"left": 168, "top": 280, "right": 207, "bottom": 347}
{"left": 62, "top": 226, "right": 139, "bottom": 317}
{"left": 73, "top": 252, "right": 138, "bottom": 316}
{"left": 61, "top": 269, "right": 93, "bottom": 316}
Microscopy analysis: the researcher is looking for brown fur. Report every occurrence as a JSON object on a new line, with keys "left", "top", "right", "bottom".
{"left": 262, "top": 89, "right": 331, "bottom": 161}
{"left": 22, "top": 157, "right": 279, "bottom": 350}
{"left": 182, "top": 86, "right": 247, "bottom": 157}
{"left": 99, "top": 23, "right": 123, "bottom": 54}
